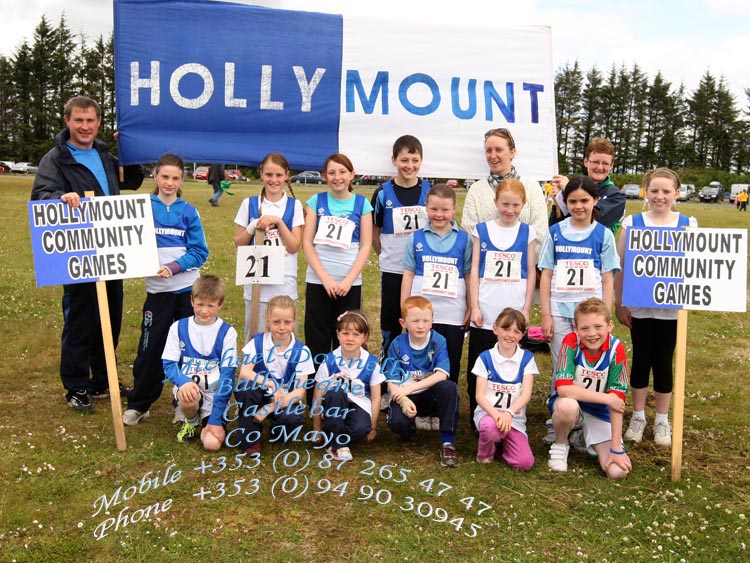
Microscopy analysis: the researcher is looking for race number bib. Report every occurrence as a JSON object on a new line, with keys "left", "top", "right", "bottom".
{"left": 483, "top": 251, "right": 522, "bottom": 283}
{"left": 573, "top": 365, "right": 607, "bottom": 393}
{"left": 400, "top": 369, "right": 427, "bottom": 387}
{"left": 421, "top": 262, "right": 459, "bottom": 298}
{"left": 335, "top": 370, "right": 366, "bottom": 397}
{"left": 392, "top": 206, "right": 427, "bottom": 236}
{"left": 485, "top": 381, "right": 521, "bottom": 411}
{"left": 182, "top": 356, "right": 220, "bottom": 392}
{"left": 235, "top": 246, "right": 285, "bottom": 285}
{"left": 262, "top": 227, "right": 282, "bottom": 247}
{"left": 314, "top": 216, "right": 355, "bottom": 249}
{"left": 554, "top": 259, "right": 596, "bottom": 292}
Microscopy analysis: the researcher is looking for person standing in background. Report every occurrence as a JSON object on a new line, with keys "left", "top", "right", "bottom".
{"left": 208, "top": 163, "right": 225, "bottom": 207}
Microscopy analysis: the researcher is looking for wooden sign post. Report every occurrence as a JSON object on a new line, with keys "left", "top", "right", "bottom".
{"left": 96, "top": 280, "right": 128, "bottom": 451}
{"left": 249, "top": 230, "right": 266, "bottom": 336}
{"left": 671, "top": 309, "right": 688, "bottom": 481}
{"left": 86, "top": 190, "right": 127, "bottom": 451}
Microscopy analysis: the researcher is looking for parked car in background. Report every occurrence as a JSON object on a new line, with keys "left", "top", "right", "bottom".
{"left": 352, "top": 174, "right": 387, "bottom": 186}
{"left": 677, "top": 184, "right": 696, "bottom": 202}
{"left": 698, "top": 183, "right": 724, "bottom": 203}
{"left": 464, "top": 179, "right": 477, "bottom": 188}
{"left": 224, "top": 168, "right": 247, "bottom": 181}
{"left": 446, "top": 179, "right": 459, "bottom": 188}
{"left": 290, "top": 171, "right": 325, "bottom": 184}
{"left": 193, "top": 166, "right": 210, "bottom": 181}
{"left": 0, "top": 161, "right": 14, "bottom": 173}
{"left": 623, "top": 184, "right": 641, "bottom": 199}
{"left": 11, "top": 162, "right": 38, "bottom": 174}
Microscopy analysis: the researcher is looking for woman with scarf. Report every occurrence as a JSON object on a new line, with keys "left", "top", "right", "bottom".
{"left": 462, "top": 128, "right": 548, "bottom": 255}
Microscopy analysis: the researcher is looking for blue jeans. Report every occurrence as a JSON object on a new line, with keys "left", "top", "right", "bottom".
{"left": 209, "top": 182, "right": 223, "bottom": 204}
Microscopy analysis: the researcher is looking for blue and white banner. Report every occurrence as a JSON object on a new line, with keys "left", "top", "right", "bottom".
{"left": 622, "top": 227, "right": 747, "bottom": 312}
{"left": 114, "top": 0, "right": 556, "bottom": 179}
{"left": 28, "top": 195, "right": 160, "bottom": 287}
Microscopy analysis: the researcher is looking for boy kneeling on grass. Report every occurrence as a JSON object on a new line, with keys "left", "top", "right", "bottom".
{"left": 385, "top": 296, "right": 460, "bottom": 467}
{"left": 163, "top": 275, "right": 237, "bottom": 450}
{"left": 547, "top": 297, "right": 632, "bottom": 478}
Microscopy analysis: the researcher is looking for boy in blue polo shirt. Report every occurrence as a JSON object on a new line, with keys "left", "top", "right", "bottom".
{"left": 385, "top": 296, "right": 460, "bottom": 467}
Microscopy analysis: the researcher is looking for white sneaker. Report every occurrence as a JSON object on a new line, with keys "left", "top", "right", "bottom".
{"left": 624, "top": 417, "right": 647, "bottom": 442}
{"left": 542, "top": 418, "right": 556, "bottom": 445}
{"left": 430, "top": 417, "right": 441, "bottom": 431}
{"left": 653, "top": 420, "right": 672, "bottom": 447}
{"left": 122, "top": 409, "right": 149, "bottom": 426}
{"left": 380, "top": 392, "right": 391, "bottom": 411}
{"left": 548, "top": 443, "right": 570, "bottom": 472}
{"left": 327, "top": 446, "right": 353, "bottom": 462}
{"left": 415, "top": 416, "right": 432, "bottom": 431}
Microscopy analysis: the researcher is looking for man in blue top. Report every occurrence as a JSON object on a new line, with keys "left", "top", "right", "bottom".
{"left": 31, "top": 95, "right": 144, "bottom": 412}
{"left": 550, "top": 137, "right": 626, "bottom": 234}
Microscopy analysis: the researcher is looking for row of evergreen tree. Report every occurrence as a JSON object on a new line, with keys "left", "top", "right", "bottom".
{"left": 2, "top": 16, "right": 749, "bottom": 183}
{"left": 555, "top": 60, "right": 750, "bottom": 183}
{"left": 1, "top": 16, "right": 115, "bottom": 163}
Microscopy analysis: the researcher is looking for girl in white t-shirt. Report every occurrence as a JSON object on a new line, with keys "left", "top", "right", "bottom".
{"left": 233, "top": 295, "right": 315, "bottom": 456}
{"left": 472, "top": 308, "right": 538, "bottom": 469}
{"left": 234, "top": 152, "right": 304, "bottom": 342}
{"left": 312, "top": 311, "right": 383, "bottom": 462}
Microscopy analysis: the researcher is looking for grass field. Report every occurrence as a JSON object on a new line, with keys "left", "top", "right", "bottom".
{"left": 1, "top": 174, "right": 749, "bottom": 562}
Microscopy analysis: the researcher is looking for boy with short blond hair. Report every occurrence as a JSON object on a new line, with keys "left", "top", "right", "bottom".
{"left": 162, "top": 274, "right": 237, "bottom": 451}
{"left": 385, "top": 296, "right": 460, "bottom": 467}
{"left": 547, "top": 297, "right": 631, "bottom": 478}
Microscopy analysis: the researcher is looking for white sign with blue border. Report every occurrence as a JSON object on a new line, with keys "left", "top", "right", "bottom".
{"left": 622, "top": 227, "right": 747, "bottom": 312}
{"left": 28, "top": 194, "right": 159, "bottom": 287}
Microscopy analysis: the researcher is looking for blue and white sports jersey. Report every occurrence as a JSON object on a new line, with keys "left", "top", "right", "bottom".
{"left": 377, "top": 180, "right": 431, "bottom": 273}
{"left": 305, "top": 192, "right": 372, "bottom": 285}
{"left": 147, "top": 194, "right": 208, "bottom": 294}
{"left": 472, "top": 345, "right": 537, "bottom": 434}
{"left": 408, "top": 227, "right": 470, "bottom": 325}
{"left": 385, "top": 331, "right": 450, "bottom": 393}
{"left": 473, "top": 220, "right": 535, "bottom": 329}
{"left": 313, "top": 347, "right": 385, "bottom": 415}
